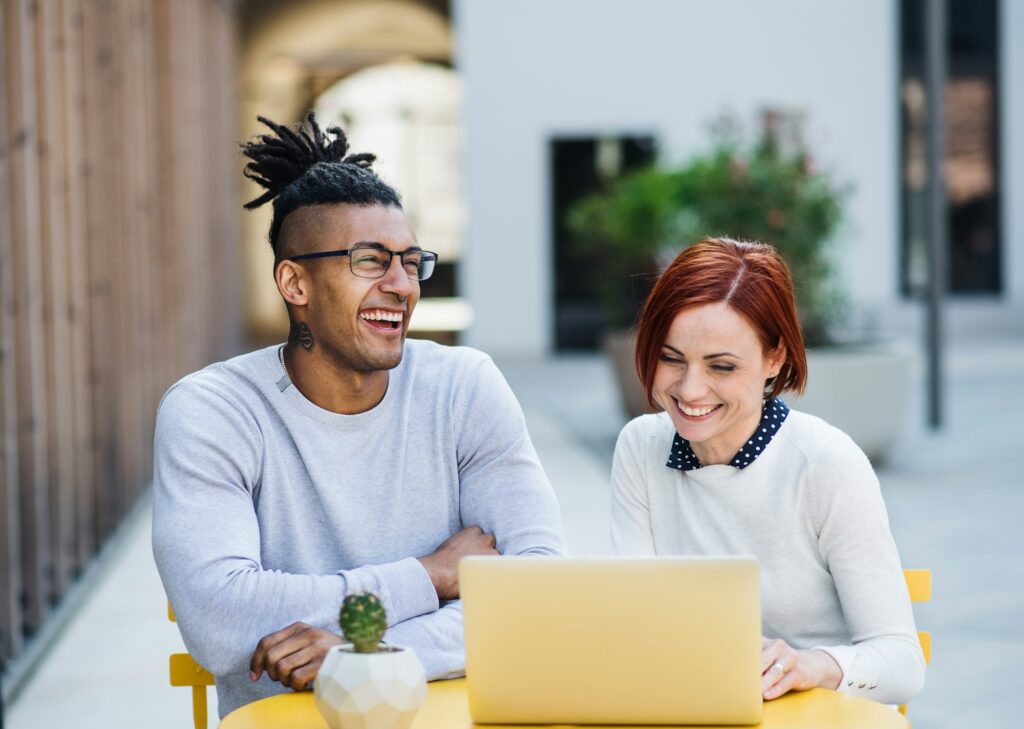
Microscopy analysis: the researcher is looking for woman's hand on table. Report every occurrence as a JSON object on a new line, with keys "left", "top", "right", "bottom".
{"left": 760, "top": 637, "right": 843, "bottom": 700}
{"left": 249, "top": 622, "right": 343, "bottom": 690}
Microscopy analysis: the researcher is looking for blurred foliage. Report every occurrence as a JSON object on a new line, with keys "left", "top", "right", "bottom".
{"left": 567, "top": 112, "right": 848, "bottom": 344}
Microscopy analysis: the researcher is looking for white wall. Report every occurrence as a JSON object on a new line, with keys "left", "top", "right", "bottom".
{"left": 455, "top": 0, "right": 900, "bottom": 356}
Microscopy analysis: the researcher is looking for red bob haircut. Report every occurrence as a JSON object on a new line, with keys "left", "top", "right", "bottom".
{"left": 635, "top": 237, "right": 808, "bottom": 409}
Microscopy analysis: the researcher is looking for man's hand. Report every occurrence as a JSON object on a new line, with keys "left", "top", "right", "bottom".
{"left": 249, "top": 622, "right": 342, "bottom": 691}
{"left": 760, "top": 637, "right": 843, "bottom": 700}
{"left": 417, "top": 525, "right": 498, "bottom": 600}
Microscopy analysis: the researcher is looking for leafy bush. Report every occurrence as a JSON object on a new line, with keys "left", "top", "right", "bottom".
{"left": 568, "top": 112, "right": 847, "bottom": 344}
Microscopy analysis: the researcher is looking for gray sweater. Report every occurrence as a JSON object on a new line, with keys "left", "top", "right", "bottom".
{"left": 152, "top": 340, "right": 566, "bottom": 717}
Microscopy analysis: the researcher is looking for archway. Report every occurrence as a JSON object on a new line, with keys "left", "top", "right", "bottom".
{"left": 238, "top": 0, "right": 453, "bottom": 340}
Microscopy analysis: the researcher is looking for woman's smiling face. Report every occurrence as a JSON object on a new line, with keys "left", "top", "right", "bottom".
{"left": 652, "top": 302, "right": 786, "bottom": 466}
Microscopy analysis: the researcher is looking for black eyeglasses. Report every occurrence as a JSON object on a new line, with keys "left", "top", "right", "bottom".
{"left": 287, "top": 242, "right": 438, "bottom": 281}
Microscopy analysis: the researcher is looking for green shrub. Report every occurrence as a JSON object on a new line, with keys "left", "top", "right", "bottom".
{"left": 568, "top": 112, "right": 847, "bottom": 344}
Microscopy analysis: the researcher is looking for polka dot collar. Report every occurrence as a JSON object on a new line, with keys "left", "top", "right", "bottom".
{"left": 666, "top": 398, "right": 790, "bottom": 471}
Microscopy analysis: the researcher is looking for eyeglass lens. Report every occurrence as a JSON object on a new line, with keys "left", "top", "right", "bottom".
{"left": 349, "top": 244, "right": 436, "bottom": 281}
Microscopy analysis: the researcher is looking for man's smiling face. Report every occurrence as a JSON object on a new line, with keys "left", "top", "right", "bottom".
{"left": 282, "top": 202, "right": 421, "bottom": 373}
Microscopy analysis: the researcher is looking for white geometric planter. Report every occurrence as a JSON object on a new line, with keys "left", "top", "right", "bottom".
{"left": 314, "top": 645, "right": 427, "bottom": 729}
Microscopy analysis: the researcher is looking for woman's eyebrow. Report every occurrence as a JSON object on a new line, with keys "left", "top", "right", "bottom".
{"left": 703, "top": 352, "right": 739, "bottom": 360}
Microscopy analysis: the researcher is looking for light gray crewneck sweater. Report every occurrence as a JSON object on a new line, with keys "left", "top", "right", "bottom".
{"left": 611, "top": 410, "right": 925, "bottom": 706}
{"left": 152, "top": 340, "right": 566, "bottom": 717}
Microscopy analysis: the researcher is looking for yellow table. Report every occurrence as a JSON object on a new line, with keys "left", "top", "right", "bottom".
{"left": 220, "top": 678, "right": 908, "bottom": 729}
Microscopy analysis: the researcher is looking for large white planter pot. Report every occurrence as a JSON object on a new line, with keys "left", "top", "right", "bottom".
{"left": 786, "top": 341, "right": 914, "bottom": 464}
{"left": 314, "top": 645, "right": 427, "bottom": 729}
{"left": 604, "top": 330, "right": 653, "bottom": 420}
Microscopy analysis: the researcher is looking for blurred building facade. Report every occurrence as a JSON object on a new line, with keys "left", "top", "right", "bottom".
{"left": 1, "top": 0, "right": 243, "bottom": 694}
{"left": 455, "top": 0, "right": 1024, "bottom": 356}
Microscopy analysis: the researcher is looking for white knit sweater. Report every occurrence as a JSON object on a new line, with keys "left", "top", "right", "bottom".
{"left": 610, "top": 409, "right": 925, "bottom": 705}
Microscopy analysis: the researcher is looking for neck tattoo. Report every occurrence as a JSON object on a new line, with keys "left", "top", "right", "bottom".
{"left": 289, "top": 321, "right": 314, "bottom": 351}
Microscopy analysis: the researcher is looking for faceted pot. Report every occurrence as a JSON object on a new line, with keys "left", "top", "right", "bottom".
{"left": 314, "top": 644, "right": 427, "bottom": 729}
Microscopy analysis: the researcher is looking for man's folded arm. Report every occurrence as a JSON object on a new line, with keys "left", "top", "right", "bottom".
{"left": 384, "top": 601, "right": 467, "bottom": 681}
{"left": 376, "top": 358, "right": 568, "bottom": 683}
{"left": 453, "top": 356, "right": 568, "bottom": 558}
{"left": 152, "top": 384, "right": 438, "bottom": 677}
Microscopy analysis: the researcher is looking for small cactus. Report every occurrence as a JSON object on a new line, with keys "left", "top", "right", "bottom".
{"left": 339, "top": 593, "right": 387, "bottom": 653}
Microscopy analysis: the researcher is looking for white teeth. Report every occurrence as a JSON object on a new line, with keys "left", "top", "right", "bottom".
{"left": 681, "top": 404, "right": 717, "bottom": 417}
{"left": 360, "top": 310, "right": 403, "bottom": 323}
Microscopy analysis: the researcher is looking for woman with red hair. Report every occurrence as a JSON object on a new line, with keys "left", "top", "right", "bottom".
{"left": 611, "top": 237, "right": 924, "bottom": 705}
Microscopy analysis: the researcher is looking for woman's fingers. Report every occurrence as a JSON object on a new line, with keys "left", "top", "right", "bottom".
{"left": 760, "top": 638, "right": 795, "bottom": 696}
{"left": 764, "top": 667, "right": 801, "bottom": 700}
{"left": 760, "top": 638, "right": 787, "bottom": 674}
{"left": 760, "top": 639, "right": 846, "bottom": 700}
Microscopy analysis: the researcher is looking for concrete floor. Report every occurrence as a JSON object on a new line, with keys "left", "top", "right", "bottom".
{"left": 6, "top": 336, "right": 1023, "bottom": 729}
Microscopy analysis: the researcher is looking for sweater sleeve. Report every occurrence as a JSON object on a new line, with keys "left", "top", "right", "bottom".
{"left": 610, "top": 417, "right": 658, "bottom": 554}
{"left": 151, "top": 381, "right": 438, "bottom": 677}
{"left": 809, "top": 433, "right": 926, "bottom": 705}
{"left": 453, "top": 356, "right": 567, "bottom": 557}
{"left": 384, "top": 601, "right": 467, "bottom": 681}
{"left": 349, "top": 356, "right": 566, "bottom": 682}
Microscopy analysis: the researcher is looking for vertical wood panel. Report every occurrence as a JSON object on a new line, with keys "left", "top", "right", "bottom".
{"left": 109, "top": 0, "right": 133, "bottom": 517}
{"left": 104, "top": 0, "right": 129, "bottom": 526}
{"left": 79, "top": 0, "right": 117, "bottom": 545}
{"left": 179, "top": 0, "right": 202, "bottom": 373}
{"left": 0, "top": 0, "right": 24, "bottom": 663}
{"left": 136, "top": 0, "right": 161, "bottom": 479}
{"left": 127, "top": 0, "right": 149, "bottom": 504}
{"left": 122, "top": 0, "right": 143, "bottom": 509}
{"left": 209, "top": 0, "right": 240, "bottom": 362}
{"left": 35, "top": 0, "right": 76, "bottom": 599}
{"left": 153, "top": 0, "right": 182, "bottom": 391}
{"left": 4, "top": 0, "right": 53, "bottom": 634}
{"left": 59, "top": 0, "right": 95, "bottom": 574}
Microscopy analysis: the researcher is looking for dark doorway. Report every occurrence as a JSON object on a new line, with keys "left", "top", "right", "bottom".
{"left": 551, "top": 136, "right": 657, "bottom": 351}
{"left": 900, "top": 0, "right": 1002, "bottom": 295}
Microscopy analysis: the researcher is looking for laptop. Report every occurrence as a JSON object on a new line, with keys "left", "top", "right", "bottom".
{"left": 460, "top": 556, "right": 762, "bottom": 726}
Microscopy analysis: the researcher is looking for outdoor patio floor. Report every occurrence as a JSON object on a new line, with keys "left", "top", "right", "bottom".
{"left": 6, "top": 335, "right": 1023, "bottom": 729}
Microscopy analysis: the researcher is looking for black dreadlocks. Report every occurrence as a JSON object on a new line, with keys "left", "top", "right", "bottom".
{"left": 241, "top": 113, "right": 402, "bottom": 255}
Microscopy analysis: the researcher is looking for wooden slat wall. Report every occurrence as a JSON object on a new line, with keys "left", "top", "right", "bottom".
{"left": 36, "top": 0, "right": 75, "bottom": 602}
{"left": 6, "top": 0, "right": 51, "bottom": 637}
{"left": 0, "top": 0, "right": 25, "bottom": 664}
{"left": 0, "top": 0, "right": 242, "bottom": 669}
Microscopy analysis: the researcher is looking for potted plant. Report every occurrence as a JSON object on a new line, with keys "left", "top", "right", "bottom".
{"left": 314, "top": 593, "right": 427, "bottom": 729}
{"left": 567, "top": 111, "right": 911, "bottom": 462}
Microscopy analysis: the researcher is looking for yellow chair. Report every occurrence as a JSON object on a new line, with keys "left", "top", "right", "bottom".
{"left": 899, "top": 568, "right": 932, "bottom": 717}
{"left": 168, "top": 602, "right": 216, "bottom": 729}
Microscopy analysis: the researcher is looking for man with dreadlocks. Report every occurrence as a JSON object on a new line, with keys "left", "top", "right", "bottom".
{"left": 152, "top": 114, "right": 566, "bottom": 717}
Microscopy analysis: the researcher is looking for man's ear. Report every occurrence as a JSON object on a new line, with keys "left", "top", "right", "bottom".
{"left": 276, "top": 260, "right": 309, "bottom": 307}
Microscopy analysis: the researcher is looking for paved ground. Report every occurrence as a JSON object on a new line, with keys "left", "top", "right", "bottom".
{"left": 6, "top": 336, "right": 1023, "bottom": 729}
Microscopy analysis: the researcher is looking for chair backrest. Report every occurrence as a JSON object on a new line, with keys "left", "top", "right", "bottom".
{"left": 168, "top": 602, "right": 215, "bottom": 729}
{"left": 899, "top": 568, "right": 932, "bottom": 717}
